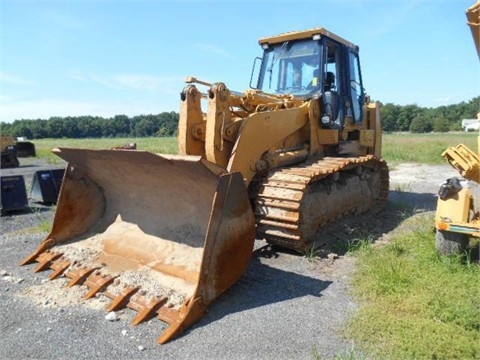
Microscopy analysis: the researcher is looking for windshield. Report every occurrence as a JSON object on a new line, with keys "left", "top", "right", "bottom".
{"left": 258, "top": 39, "right": 321, "bottom": 97}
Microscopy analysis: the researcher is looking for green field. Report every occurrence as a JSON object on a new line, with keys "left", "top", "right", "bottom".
{"left": 30, "top": 132, "right": 479, "bottom": 166}
{"left": 31, "top": 137, "right": 178, "bottom": 163}
{"left": 382, "top": 132, "right": 478, "bottom": 166}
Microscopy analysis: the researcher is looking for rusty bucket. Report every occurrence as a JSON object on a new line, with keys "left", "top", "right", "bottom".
{"left": 21, "top": 148, "right": 256, "bottom": 343}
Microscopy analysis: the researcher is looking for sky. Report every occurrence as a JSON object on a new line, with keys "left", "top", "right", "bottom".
{"left": 1, "top": 0, "right": 479, "bottom": 123}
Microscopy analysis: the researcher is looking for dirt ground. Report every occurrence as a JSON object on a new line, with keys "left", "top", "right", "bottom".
{"left": 0, "top": 158, "right": 464, "bottom": 359}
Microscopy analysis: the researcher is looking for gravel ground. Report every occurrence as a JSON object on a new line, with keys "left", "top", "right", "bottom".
{"left": 0, "top": 158, "right": 461, "bottom": 360}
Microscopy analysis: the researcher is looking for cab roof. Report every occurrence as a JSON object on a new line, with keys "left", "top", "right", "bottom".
{"left": 258, "top": 27, "right": 358, "bottom": 50}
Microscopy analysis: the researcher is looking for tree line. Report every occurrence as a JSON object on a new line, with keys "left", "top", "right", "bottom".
{"left": 381, "top": 96, "right": 479, "bottom": 133}
{"left": 1, "top": 96, "right": 478, "bottom": 139}
{"left": 0, "top": 112, "right": 179, "bottom": 139}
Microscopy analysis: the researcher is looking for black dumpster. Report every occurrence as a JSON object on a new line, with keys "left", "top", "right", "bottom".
{"left": 15, "top": 141, "right": 36, "bottom": 157}
{"left": 30, "top": 169, "right": 65, "bottom": 204}
{"left": 1, "top": 175, "right": 29, "bottom": 214}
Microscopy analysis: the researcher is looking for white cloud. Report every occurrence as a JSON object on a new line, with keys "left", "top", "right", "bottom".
{"left": 0, "top": 97, "right": 177, "bottom": 122}
{"left": 193, "top": 43, "right": 233, "bottom": 59}
{"left": 66, "top": 70, "right": 88, "bottom": 82}
{"left": 89, "top": 73, "right": 123, "bottom": 90}
{"left": 67, "top": 71, "right": 180, "bottom": 92}
{"left": 433, "top": 96, "right": 453, "bottom": 105}
{"left": 113, "top": 74, "right": 166, "bottom": 91}
{"left": 365, "top": 0, "right": 422, "bottom": 38}
{"left": 0, "top": 72, "right": 35, "bottom": 86}
{"left": 41, "top": 9, "right": 86, "bottom": 31}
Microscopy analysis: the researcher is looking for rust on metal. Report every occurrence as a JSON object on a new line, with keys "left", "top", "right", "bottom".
{"left": 65, "top": 266, "right": 101, "bottom": 287}
{"left": 49, "top": 256, "right": 72, "bottom": 280}
{"left": 33, "top": 250, "right": 63, "bottom": 272}
{"left": 105, "top": 284, "right": 140, "bottom": 312}
{"left": 83, "top": 271, "right": 116, "bottom": 299}
{"left": 20, "top": 238, "right": 56, "bottom": 266}
{"left": 253, "top": 155, "right": 389, "bottom": 251}
{"left": 21, "top": 148, "right": 256, "bottom": 344}
{"left": 129, "top": 293, "right": 168, "bottom": 325}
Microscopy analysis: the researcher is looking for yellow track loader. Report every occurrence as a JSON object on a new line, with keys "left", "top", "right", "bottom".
{"left": 435, "top": 1, "right": 480, "bottom": 255}
{"left": 21, "top": 27, "right": 388, "bottom": 343}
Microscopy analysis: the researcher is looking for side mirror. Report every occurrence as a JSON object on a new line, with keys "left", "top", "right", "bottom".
{"left": 320, "top": 91, "right": 340, "bottom": 129}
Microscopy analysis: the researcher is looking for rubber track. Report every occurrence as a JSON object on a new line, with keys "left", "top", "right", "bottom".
{"left": 252, "top": 155, "right": 389, "bottom": 252}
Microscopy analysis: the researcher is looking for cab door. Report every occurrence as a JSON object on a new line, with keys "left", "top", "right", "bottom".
{"left": 348, "top": 51, "right": 365, "bottom": 124}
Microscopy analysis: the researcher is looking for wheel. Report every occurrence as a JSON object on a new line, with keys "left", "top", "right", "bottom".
{"left": 435, "top": 230, "right": 468, "bottom": 256}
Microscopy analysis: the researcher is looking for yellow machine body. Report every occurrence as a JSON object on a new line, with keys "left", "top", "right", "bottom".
{"left": 22, "top": 26, "right": 388, "bottom": 343}
{"left": 434, "top": 2, "right": 480, "bottom": 255}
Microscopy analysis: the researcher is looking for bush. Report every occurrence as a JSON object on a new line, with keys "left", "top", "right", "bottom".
{"left": 409, "top": 115, "right": 433, "bottom": 133}
{"left": 432, "top": 117, "right": 450, "bottom": 132}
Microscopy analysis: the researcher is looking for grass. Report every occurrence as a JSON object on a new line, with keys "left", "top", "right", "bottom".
{"left": 383, "top": 132, "right": 478, "bottom": 166}
{"left": 307, "top": 242, "right": 321, "bottom": 261}
{"left": 392, "top": 182, "right": 413, "bottom": 192}
{"left": 30, "top": 132, "right": 478, "bottom": 167}
{"left": 34, "top": 208, "right": 54, "bottom": 233}
{"left": 345, "top": 213, "right": 480, "bottom": 360}
{"left": 14, "top": 209, "right": 53, "bottom": 235}
{"left": 312, "top": 344, "right": 366, "bottom": 360}
{"left": 32, "top": 137, "right": 178, "bottom": 163}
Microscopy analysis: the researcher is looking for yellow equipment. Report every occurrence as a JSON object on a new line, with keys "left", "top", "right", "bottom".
{"left": 467, "top": 0, "right": 480, "bottom": 60}
{"left": 435, "top": 1, "right": 480, "bottom": 255}
{"left": 1, "top": 135, "right": 36, "bottom": 168}
{"left": 21, "top": 27, "right": 389, "bottom": 343}
{"left": 1, "top": 135, "right": 20, "bottom": 168}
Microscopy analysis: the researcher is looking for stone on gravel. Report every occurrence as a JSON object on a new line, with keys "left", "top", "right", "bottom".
{"left": 327, "top": 253, "right": 339, "bottom": 261}
{"left": 105, "top": 311, "right": 118, "bottom": 321}
{"left": 2, "top": 275, "right": 24, "bottom": 284}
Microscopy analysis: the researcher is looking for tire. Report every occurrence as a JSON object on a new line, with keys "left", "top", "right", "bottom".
{"left": 435, "top": 230, "right": 469, "bottom": 256}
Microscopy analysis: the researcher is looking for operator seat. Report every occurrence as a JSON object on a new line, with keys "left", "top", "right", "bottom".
{"left": 307, "top": 68, "right": 320, "bottom": 91}
{"left": 324, "top": 71, "right": 335, "bottom": 91}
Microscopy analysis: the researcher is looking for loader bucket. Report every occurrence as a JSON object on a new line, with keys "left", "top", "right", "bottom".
{"left": 21, "top": 148, "right": 256, "bottom": 344}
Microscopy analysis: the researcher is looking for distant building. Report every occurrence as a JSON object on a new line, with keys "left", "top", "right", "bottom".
{"left": 461, "top": 119, "right": 479, "bottom": 131}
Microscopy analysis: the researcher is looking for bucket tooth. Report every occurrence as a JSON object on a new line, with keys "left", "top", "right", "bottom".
{"left": 49, "top": 257, "right": 72, "bottom": 279}
{"left": 105, "top": 284, "right": 139, "bottom": 312}
{"left": 157, "top": 296, "right": 207, "bottom": 344}
{"left": 129, "top": 292, "right": 168, "bottom": 326}
{"left": 83, "top": 271, "right": 116, "bottom": 300}
{"left": 34, "top": 250, "right": 63, "bottom": 272}
{"left": 65, "top": 265, "right": 100, "bottom": 287}
{"left": 157, "top": 306, "right": 181, "bottom": 324}
{"left": 20, "top": 238, "right": 56, "bottom": 266}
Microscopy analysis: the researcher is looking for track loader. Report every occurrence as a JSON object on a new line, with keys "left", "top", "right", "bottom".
{"left": 435, "top": 1, "right": 480, "bottom": 255}
{"left": 21, "top": 27, "right": 389, "bottom": 343}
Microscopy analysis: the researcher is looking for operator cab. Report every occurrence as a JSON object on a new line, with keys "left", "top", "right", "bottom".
{"left": 254, "top": 28, "right": 366, "bottom": 129}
